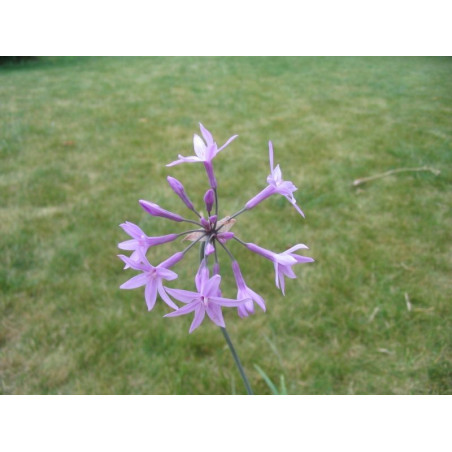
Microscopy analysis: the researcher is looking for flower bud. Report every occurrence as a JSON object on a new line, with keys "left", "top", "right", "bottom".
{"left": 204, "top": 189, "right": 215, "bottom": 214}
{"left": 167, "top": 176, "right": 195, "bottom": 211}
{"left": 139, "top": 200, "right": 184, "bottom": 222}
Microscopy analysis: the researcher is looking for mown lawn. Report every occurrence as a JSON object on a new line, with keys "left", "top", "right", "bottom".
{"left": 0, "top": 57, "right": 451, "bottom": 394}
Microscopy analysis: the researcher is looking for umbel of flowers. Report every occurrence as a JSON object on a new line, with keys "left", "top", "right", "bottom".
{"left": 118, "top": 124, "right": 314, "bottom": 334}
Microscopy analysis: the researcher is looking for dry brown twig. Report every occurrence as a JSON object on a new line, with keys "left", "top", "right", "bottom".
{"left": 352, "top": 166, "right": 440, "bottom": 187}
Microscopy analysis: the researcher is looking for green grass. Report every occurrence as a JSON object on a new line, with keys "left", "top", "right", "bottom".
{"left": 0, "top": 57, "right": 451, "bottom": 394}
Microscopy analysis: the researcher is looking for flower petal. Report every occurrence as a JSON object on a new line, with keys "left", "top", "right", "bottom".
{"left": 156, "top": 267, "right": 178, "bottom": 281}
{"left": 117, "top": 239, "right": 139, "bottom": 251}
{"left": 120, "top": 273, "right": 148, "bottom": 290}
{"left": 199, "top": 123, "right": 214, "bottom": 146}
{"left": 157, "top": 281, "right": 178, "bottom": 310}
{"left": 145, "top": 281, "right": 158, "bottom": 311}
{"left": 206, "top": 303, "right": 225, "bottom": 328}
{"left": 209, "top": 296, "right": 248, "bottom": 307}
{"left": 285, "top": 244, "right": 309, "bottom": 254}
{"left": 164, "top": 301, "right": 199, "bottom": 317}
{"left": 166, "top": 155, "right": 202, "bottom": 166}
{"left": 117, "top": 254, "right": 149, "bottom": 272}
{"left": 165, "top": 287, "right": 200, "bottom": 304}
{"left": 193, "top": 134, "right": 207, "bottom": 159}
{"left": 246, "top": 287, "right": 266, "bottom": 312}
{"left": 216, "top": 134, "right": 238, "bottom": 154}
{"left": 204, "top": 274, "right": 222, "bottom": 298}
{"left": 120, "top": 221, "right": 145, "bottom": 239}
{"left": 189, "top": 304, "right": 206, "bottom": 333}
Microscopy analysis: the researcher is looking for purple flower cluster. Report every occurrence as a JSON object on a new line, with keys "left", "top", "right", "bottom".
{"left": 118, "top": 123, "right": 314, "bottom": 333}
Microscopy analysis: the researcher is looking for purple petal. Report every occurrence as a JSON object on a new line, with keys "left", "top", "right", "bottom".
{"left": 165, "top": 287, "right": 200, "bottom": 304}
{"left": 120, "top": 273, "right": 148, "bottom": 290}
{"left": 285, "top": 244, "right": 309, "bottom": 254}
{"left": 145, "top": 281, "right": 158, "bottom": 311}
{"left": 203, "top": 274, "right": 222, "bottom": 298}
{"left": 117, "top": 239, "right": 139, "bottom": 251}
{"left": 285, "top": 196, "right": 305, "bottom": 217}
{"left": 193, "top": 134, "right": 207, "bottom": 159}
{"left": 120, "top": 221, "right": 145, "bottom": 239}
{"left": 157, "top": 281, "right": 178, "bottom": 310}
{"left": 216, "top": 134, "right": 238, "bottom": 154}
{"left": 199, "top": 123, "right": 214, "bottom": 147}
{"left": 166, "top": 155, "right": 202, "bottom": 167}
{"left": 237, "top": 304, "right": 250, "bottom": 318}
{"left": 209, "top": 296, "right": 248, "bottom": 307}
{"left": 156, "top": 267, "right": 178, "bottom": 281}
{"left": 117, "top": 254, "right": 149, "bottom": 272}
{"left": 195, "top": 262, "right": 209, "bottom": 292}
{"left": 243, "top": 287, "right": 266, "bottom": 312}
{"left": 268, "top": 141, "right": 274, "bottom": 172}
{"left": 164, "top": 301, "right": 199, "bottom": 317}
{"left": 232, "top": 261, "right": 246, "bottom": 291}
{"left": 274, "top": 262, "right": 280, "bottom": 289}
{"left": 293, "top": 255, "right": 315, "bottom": 264}
{"left": 189, "top": 304, "right": 206, "bottom": 333}
{"left": 206, "top": 303, "right": 225, "bottom": 328}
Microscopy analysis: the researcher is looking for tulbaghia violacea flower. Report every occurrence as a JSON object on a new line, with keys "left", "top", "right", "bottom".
{"left": 232, "top": 261, "right": 266, "bottom": 318}
{"left": 164, "top": 269, "right": 247, "bottom": 333}
{"left": 166, "top": 123, "right": 238, "bottom": 188}
{"left": 118, "top": 251, "right": 184, "bottom": 311}
{"left": 119, "top": 123, "right": 314, "bottom": 394}
{"left": 118, "top": 221, "right": 179, "bottom": 268}
{"left": 246, "top": 242, "right": 314, "bottom": 295}
{"left": 245, "top": 141, "right": 305, "bottom": 217}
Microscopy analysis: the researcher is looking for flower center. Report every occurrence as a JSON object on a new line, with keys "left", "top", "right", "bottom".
{"left": 200, "top": 295, "right": 209, "bottom": 306}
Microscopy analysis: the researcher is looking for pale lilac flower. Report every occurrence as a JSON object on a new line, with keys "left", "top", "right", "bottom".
{"left": 232, "top": 261, "right": 266, "bottom": 318}
{"left": 118, "top": 252, "right": 183, "bottom": 311}
{"left": 246, "top": 242, "right": 314, "bottom": 295}
{"left": 118, "top": 221, "right": 179, "bottom": 269}
{"left": 245, "top": 141, "right": 305, "bottom": 217}
{"left": 164, "top": 269, "right": 246, "bottom": 333}
{"left": 166, "top": 123, "right": 238, "bottom": 188}
{"left": 139, "top": 200, "right": 185, "bottom": 222}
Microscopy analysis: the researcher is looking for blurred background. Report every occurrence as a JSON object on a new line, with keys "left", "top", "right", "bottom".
{"left": 0, "top": 56, "right": 450, "bottom": 394}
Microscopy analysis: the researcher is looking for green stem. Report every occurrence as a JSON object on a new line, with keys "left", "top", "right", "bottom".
{"left": 221, "top": 327, "right": 254, "bottom": 395}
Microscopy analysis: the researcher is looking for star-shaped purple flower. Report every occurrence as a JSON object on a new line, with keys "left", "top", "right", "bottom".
{"left": 166, "top": 123, "right": 238, "bottom": 188}
{"left": 245, "top": 141, "right": 304, "bottom": 217}
{"left": 246, "top": 242, "right": 314, "bottom": 295}
{"left": 118, "top": 252, "right": 183, "bottom": 311}
{"left": 232, "top": 261, "right": 266, "bottom": 318}
{"left": 118, "top": 221, "right": 179, "bottom": 269}
{"left": 164, "top": 265, "right": 247, "bottom": 333}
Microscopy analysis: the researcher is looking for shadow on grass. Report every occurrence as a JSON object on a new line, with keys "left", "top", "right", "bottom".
{"left": 0, "top": 56, "right": 88, "bottom": 72}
